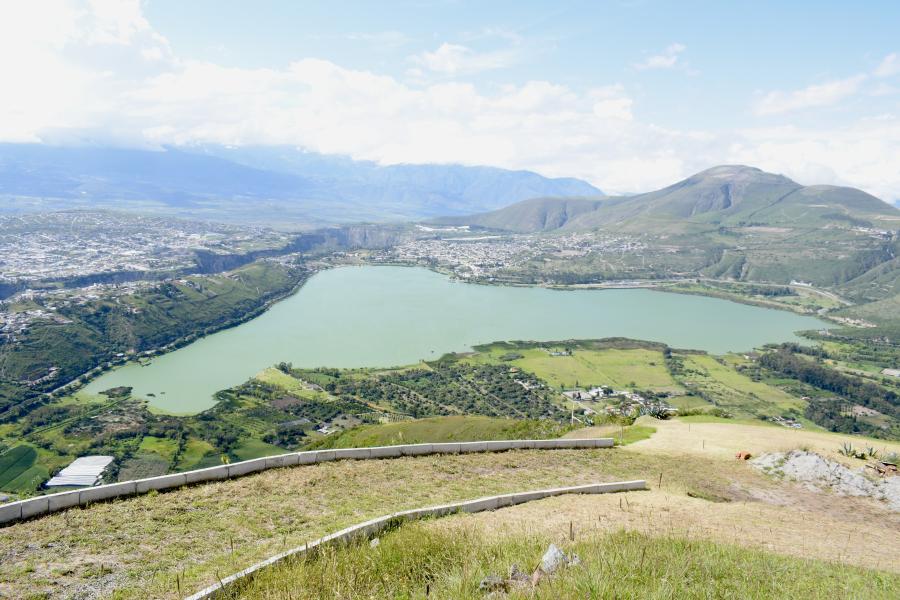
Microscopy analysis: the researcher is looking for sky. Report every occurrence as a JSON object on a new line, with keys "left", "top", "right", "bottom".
{"left": 2, "top": 0, "right": 900, "bottom": 200}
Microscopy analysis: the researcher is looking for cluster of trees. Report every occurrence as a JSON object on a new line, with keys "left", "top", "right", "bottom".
{"left": 329, "top": 362, "right": 566, "bottom": 421}
{"left": 759, "top": 348, "right": 899, "bottom": 438}
{"left": 759, "top": 350, "right": 899, "bottom": 420}
{"left": 803, "top": 399, "right": 878, "bottom": 437}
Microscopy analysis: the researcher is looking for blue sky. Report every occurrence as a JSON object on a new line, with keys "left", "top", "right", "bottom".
{"left": 144, "top": 0, "right": 900, "bottom": 131}
{"left": 2, "top": 1, "right": 899, "bottom": 199}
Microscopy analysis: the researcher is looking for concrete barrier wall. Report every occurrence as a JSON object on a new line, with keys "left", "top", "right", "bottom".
{"left": 0, "top": 438, "right": 613, "bottom": 527}
{"left": 186, "top": 479, "right": 647, "bottom": 600}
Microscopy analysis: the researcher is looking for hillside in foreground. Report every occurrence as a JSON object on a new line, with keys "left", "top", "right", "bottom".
{"left": 240, "top": 515, "right": 898, "bottom": 599}
{"left": 1, "top": 416, "right": 898, "bottom": 598}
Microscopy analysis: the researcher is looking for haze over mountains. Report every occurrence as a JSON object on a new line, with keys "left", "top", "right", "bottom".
{"left": 440, "top": 165, "right": 900, "bottom": 233}
{"left": 0, "top": 144, "right": 600, "bottom": 226}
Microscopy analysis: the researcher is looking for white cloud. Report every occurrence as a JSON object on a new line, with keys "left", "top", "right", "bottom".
{"left": 633, "top": 43, "right": 686, "bottom": 70}
{"left": 875, "top": 52, "right": 900, "bottom": 78}
{"left": 408, "top": 42, "right": 516, "bottom": 76}
{"left": 729, "top": 118, "right": 900, "bottom": 201}
{"left": 754, "top": 54, "right": 899, "bottom": 116}
{"left": 2, "top": 2, "right": 900, "bottom": 202}
{"left": 754, "top": 75, "right": 867, "bottom": 116}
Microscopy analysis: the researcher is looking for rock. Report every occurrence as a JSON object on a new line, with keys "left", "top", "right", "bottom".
{"left": 751, "top": 450, "right": 900, "bottom": 510}
{"left": 369, "top": 537, "right": 380, "bottom": 549}
{"left": 508, "top": 564, "right": 529, "bottom": 582}
{"left": 540, "top": 543, "right": 568, "bottom": 574}
{"left": 479, "top": 574, "right": 507, "bottom": 593}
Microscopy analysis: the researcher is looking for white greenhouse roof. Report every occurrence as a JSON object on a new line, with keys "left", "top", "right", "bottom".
{"left": 45, "top": 455, "right": 114, "bottom": 487}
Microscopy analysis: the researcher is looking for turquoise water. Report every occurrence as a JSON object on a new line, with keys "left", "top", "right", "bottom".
{"left": 83, "top": 266, "right": 827, "bottom": 413}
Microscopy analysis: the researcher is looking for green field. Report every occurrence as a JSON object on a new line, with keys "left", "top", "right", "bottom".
{"left": 138, "top": 436, "right": 179, "bottom": 462}
{"left": 470, "top": 345, "right": 681, "bottom": 392}
{"left": 175, "top": 439, "right": 217, "bottom": 471}
{"left": 0, "top": 445, "right": 44, "bottom": 493}
{"left": 673, "top": 354, "right": 806, "bottom": 419}
{"left": 232, "top": 438, "right": 286, "bottom": 461}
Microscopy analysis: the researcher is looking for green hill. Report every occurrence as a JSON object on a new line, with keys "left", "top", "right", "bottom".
{"left": 437, "top": 196, "right": 606, "bottom": 233}
{"left": 449, "top": 165, "right": 900, "bottom": 234}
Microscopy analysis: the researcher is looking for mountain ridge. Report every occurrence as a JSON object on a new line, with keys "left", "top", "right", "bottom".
{"left": 0, "top": 143, "right": 602, "bottom": 224}
{"left": 439, "top": 165, "right": 900, "bottom": 233}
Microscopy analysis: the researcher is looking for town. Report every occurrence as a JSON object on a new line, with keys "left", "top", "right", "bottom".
{"left": 0, "top": 211, "right": 291, "bottom": 285}
{"left": 381, "top": 228, "right": 649, "bottom": 280}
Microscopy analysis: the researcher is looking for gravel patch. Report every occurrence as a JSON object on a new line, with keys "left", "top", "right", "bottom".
{"left": 752, "top": 450, "right": 900, "bottom": 510}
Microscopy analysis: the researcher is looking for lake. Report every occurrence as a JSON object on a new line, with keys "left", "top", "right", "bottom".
{"left": 83, "top": 266, "right": 828, "bottom": 413}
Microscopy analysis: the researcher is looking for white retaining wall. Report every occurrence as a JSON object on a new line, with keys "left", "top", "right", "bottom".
{"left": 186, "top": 479, "right": 647, "bottom": 600}
{"left": 0, "top": 438, "right": 613, "bottom": 526}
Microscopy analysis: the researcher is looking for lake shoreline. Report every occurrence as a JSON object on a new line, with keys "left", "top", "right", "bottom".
{"left": 82, "top": 265, "right": 829, "bottom": 414}
{"left": 58, "top": 264, "right": 318, "bottom": 402}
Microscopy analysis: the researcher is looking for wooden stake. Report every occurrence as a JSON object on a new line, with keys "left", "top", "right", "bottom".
{"left": 569, "top": 521, "right": 574, "bottom": 541}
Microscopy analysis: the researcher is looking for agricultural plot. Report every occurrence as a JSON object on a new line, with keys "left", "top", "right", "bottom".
{"left": 673, "top": 354, "right": 805, "bottom": 419}
{"left": 472, "top": 346, "right": 681, "bottom": 392}
{"left": 0, "top": 445, "right": 47, "bottom": 493}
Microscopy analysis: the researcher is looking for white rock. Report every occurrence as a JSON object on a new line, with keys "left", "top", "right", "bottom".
{"left": 540, "top": 544, "right": 567, "bottom": 574}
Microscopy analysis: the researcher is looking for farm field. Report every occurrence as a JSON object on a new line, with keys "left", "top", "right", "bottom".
{"left": 672, "top": 353, "right": 807, "bottom": 419}
{"left": 0, "top": 445, "right": 46, "bottom": 494}
{"left": 468, "top": 345, "right": 681, "bottom": 392}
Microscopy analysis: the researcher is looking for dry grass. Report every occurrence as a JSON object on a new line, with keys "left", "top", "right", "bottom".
{"left": 0, "top": 448, "right": 719, "bottom": 599}
{"left": 630, "top": 416, "right": 900, "bottom": 464}
{"left": 427, "top": 490, "right": 900, "bottom": 573}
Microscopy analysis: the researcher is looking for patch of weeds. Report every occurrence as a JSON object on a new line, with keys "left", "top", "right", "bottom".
{"left": 686, "top": 489, "right": 732, "bottom": 503}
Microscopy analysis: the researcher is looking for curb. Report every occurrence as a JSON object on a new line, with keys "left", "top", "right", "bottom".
{"left": 0, "top": 438, "right": 613, "bottom": 527}
{"left": 186, "top": 479, "right": 647, "bottom": 599}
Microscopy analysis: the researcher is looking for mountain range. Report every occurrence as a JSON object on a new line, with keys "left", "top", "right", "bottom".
{"left": 0, "top": 144, "right": 600, "bottom": 225}
{"left": 439, "top": 165, "right": 900, "bottom": 233}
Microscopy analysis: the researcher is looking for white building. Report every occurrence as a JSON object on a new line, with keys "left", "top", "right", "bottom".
{"left": 45, "top": 455, "right": 114, "bottom": 487}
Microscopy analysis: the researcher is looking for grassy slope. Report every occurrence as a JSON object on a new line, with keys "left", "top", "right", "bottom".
{"left": 307, "top": 415, "right": 573, "bottom": 449}
{"left": 3, "top": 419, "right": 900, "bottom": 598}
{"left": 240, "top": 522, "right": 899, "bottom": 599}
